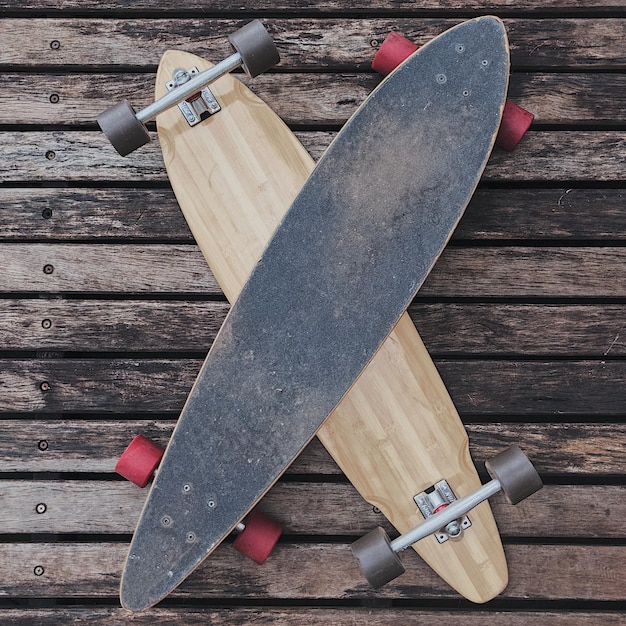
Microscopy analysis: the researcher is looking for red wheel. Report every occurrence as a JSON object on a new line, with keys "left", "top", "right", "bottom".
{"left": 232, "top": 509, "right": 282, "bottom": 564}
{"left": 115, "top": 434, "right": 164, "bottom": 488}
{"left": 496, "top": 100, "right": 534, "bottom": 151}
{"left": 372, "top": 31, "right": 418, "bottom": 76}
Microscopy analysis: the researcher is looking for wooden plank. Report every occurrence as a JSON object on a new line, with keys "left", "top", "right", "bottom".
{"left": 454, "top": 188, "right": 626, "bottom": 241}
{"left": 1, "top": 188, "right": 624, "bottom": 242}
{"left": 0, "top": 358, "right": 623, "bottom": 415}
{"left": 1, "top": 19, "right": 625, "bottom": 70}
{"left": 0, "top": 481, "right": 624, "bottom": 538}
{"left": 0, "top": 72, "right": 375, "bottom": 127}
{"left": 1, "top": 244, "right": 624, "bottom": 297}
{"left": 411, "top": 303, "right": 626, "bottom": 357}
{"left": 2, "top": 72, "right": 624, "bottom": 127}
{"left": 2, "top": 300, "right": 624, "bottom": 356}
{"left": 2, "top": 0, "right": 626, "bottom": 13}
{"left": 2, "top": 131, "right": 625, "bottom": 183}
{"left": 0, "top": 188, "right": 192, "bottom": 241}
{"left": 0, "top": 541, "right": 623, "bottom": 600}
{"left": 508, "top": 73, "right": 626, "bottom": 126}
{"left": 0, "top": 244, "right": 220, "bottom": 294}
{"left": 424, "top": 246, "right": 626, "bottom": 298}
{"left": 0, "top": 608, "right": 622, "bottom": 626}
{"left": 0, "top": 299, "right": 229, "bottom": 351}
{"left": 0, "top": 421, "right": 622, "bottom": 475}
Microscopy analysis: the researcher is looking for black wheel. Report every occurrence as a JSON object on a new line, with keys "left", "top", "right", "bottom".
{"left": 228, "top": 20, "right": 280, "bottom": 78}
{"left": 351, "top": 526, "right": 406, "bottom": 588}
{"left": 97, "top": 100, "right": 151, "bottom": 156}
{"left": 485, "top": 445, "right": 543, "bottom": 504}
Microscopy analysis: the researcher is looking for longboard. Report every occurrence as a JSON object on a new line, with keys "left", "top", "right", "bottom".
{"left": 121, "top": 16, "right": 510, "bottom": 610}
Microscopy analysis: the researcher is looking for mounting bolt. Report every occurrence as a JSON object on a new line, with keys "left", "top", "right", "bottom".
{"left": 444, "top": 520, "right": 462, "bottom": 538}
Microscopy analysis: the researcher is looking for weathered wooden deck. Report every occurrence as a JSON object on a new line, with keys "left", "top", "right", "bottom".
{"left": 1, "top": 1, "right": 625, "bottom": 624}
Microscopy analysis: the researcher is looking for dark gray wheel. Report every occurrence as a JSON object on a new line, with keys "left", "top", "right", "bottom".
{"left": 97, "top": 100, "right": 151, "bottom": 157}
{"left": 485, "top": 445, "right": 543, "bottom": 505}
{"left": 351, "top": 527, "right": 405, "bottom": 588}
{"left": 228, "top": 20, "right": 280, "bottom": 78}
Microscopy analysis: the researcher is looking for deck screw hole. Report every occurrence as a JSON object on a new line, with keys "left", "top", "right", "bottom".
{"left": 34, "top": 566, "right": 45, "bottom": 576}
{"left": 38, "top": 440, "right": 49, "bottom": 451}
{"left": 35, "top": 503, "right": 47, "bottom": 514}
{"left": 43, "top": 264, "right": 54, "bottom": 275}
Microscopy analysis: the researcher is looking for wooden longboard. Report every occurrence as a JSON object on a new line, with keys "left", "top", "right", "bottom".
{"left": 121, "top": 17, "right": 509, "bottom": 610}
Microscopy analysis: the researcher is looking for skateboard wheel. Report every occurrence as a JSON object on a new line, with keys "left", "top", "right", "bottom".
{"left": 496, "top": 100, "right": 535, "bottom": 151}
{"left": 372, "top": 31, "right": 419, "bottom": 76}
{"left": 351, "top": 526, "right": 406, "bottom": 588}
{"left": 97, "top": 100, "right": 151, "bottom": 157}
{"left": 485, "top": 445, "right": 543, "bottom": 505}
{"left": 115, "top": 435, "right": 164, "bottom": 488}
{"left": 228, "top": 20, "right": 280, "bottom": 78}
{"left": 232, "top": 509, "right": 282, "bottom": 564}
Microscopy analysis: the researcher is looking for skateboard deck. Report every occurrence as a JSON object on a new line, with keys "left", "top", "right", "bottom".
{"left": 121, "top": 16, "right": 510, "bottom": 610}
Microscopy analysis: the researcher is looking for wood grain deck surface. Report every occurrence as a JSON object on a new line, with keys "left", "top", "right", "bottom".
{"left": 0, "top": 1, "right": 624, "bottom": 623}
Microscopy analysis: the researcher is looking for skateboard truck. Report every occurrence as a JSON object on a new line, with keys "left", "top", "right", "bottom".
{"left": 352, "top": 446, "right": 543, "bottom": 588}
{"left": 97, "top": 20, "right": 280, "bottom": 156}
{"left": 414, "top": 479, "right": 472, "bottom": 543}
{"left": 166, "top": 67, "right": 222, "bottom": 127}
